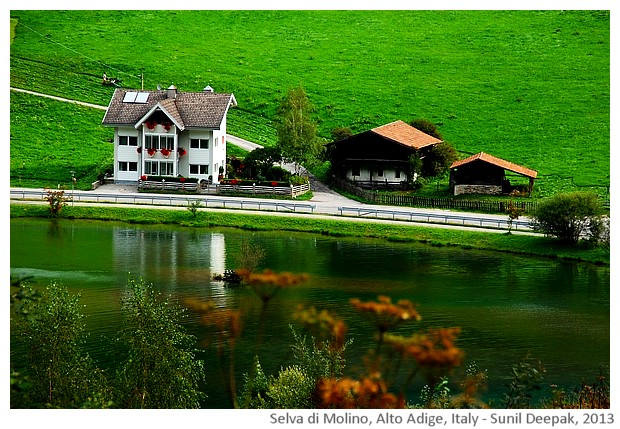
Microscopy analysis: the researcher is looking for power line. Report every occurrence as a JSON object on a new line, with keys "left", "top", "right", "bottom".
{"left": 16, "top": 21, "right": 141, "bottom": 82}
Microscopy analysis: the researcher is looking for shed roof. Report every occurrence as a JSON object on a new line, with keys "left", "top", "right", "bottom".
{"left": 450, "top": 152, "right": 538, "bottom": 178}
{"left": 102, "top": 88, "right": 237, "bottom": 129}
{"left": 371, "top": 120, "right": 443, "bottom": 149}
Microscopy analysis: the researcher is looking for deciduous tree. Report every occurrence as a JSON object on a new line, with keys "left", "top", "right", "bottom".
{"left": 275, "top": 86, "right": 322, "bottom": 173}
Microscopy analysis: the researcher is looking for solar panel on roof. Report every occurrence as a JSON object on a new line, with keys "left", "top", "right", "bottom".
{"left": 135, "top": 92, "right": 149, "bottom": 103}
{"left": 123, "top": 92, "right": 138, "bottom": 103}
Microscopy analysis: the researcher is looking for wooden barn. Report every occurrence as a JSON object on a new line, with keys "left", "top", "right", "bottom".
{"left": 449, "top": 152, "right": 538, "bottom": 196}
{"left": 327, "top": 120, "right": 442, "bottom": 189}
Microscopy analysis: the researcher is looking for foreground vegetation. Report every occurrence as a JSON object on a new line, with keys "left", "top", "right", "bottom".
{"left": 11, "top": 273, "right": 610, "bottom": 409}
{"left": 9, "top": 204, "right": 610, "bottom": 265}
{"left": 10, "top": 10, "right": 609, "bottom": 198}
{"left": 11, "top": 280, "right": 205, "bottom": 408}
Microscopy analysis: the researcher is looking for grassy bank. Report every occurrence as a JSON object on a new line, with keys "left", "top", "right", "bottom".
{"left": 10, "top": 10, "right": 609, "bottom": 198}
{"left": 10, "top": 204, "right": 610, "bottom": 265}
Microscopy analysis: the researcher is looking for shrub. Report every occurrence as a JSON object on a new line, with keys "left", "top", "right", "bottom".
{"left": 266, "top": 366, "right": 315, "bottom": 408}
{"left": 422, "top": 142, "right": 459, "bottom": 177}
{"left": 409, "top": 118, "right": 443, "bottom": 139}
{"left": 243, "top": 146, "right": 283, "bottom": 179}
{"left": 530, "top": 192, "right": 605, "bottom": 244}
{"left": 44, "top": 188, "right": 69, "bottom": 216}
{"left": 331, "top": 126, "right": 353, "bottom": 142}
{"left": 115, "top": 278, "right": 205, "bottom": 408}
{"left": 502, "top": 355, "right": 546, "bottom": 409}
{"left": 265, "top": 165, "right": 291, "bottom": 182}
{"left": 242, "top": 362, "right": 315, "bottom": 409}
{"left": 11, "top": 283, "right": 110, "bottom": 408}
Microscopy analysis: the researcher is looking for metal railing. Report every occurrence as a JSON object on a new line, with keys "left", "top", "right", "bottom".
{"left": 10, "top": 189, "right": 317, "bottom": 214}
{"left": 337, "top": 206, "right": 533, "bottom": 230}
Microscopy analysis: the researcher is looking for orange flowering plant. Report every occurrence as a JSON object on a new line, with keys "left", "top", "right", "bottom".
{"left": 350, "top": 295, "right": 421, "bottom": 338}
{"left": 185, "top": 268, "right": 310, "bottom": 408}
{"left": 316, "top": 375, "right": 405, "bottom": 409}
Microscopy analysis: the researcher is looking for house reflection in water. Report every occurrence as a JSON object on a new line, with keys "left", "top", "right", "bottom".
{"left": 112, "top": 226, "right": 227, "bottom": 292}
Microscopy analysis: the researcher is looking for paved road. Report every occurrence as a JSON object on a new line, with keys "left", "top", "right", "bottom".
{"left": 10, "top": 185, "right": 536, "bottom": 235}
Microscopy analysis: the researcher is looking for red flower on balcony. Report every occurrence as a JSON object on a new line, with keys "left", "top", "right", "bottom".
{"left": 180, "top": 177, "right": 186, "bottom": 183}
{"left": 145, "top": 120, "right": 157, "bottom": 130}
{"left": 147, "top": 148, "right": 157, "bottom": 157}
{"left": 136, "top": 147, "right": 142, "bottom": 154}
{"left": 178, "top": 147, "right": 187, "bottom": 157}
{"left": 162, "top": 121, "right": 172, "bottom": 132}
{"left": 140, "top": 175, "right": 148, "bottom": 181}
{"left": 271, "top": 181, "right": 278, "bottom": 187}
{"left": 160, "top": 148, "right": 171, "bottom": 158}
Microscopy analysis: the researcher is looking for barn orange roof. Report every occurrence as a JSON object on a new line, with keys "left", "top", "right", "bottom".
{"left": 371, "top": 120, "right": 443, "bottom": 149}
{"left": 450, "top": 152, "right": 538, "bottom": 178}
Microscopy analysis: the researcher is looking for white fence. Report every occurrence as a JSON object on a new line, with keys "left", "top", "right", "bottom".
{"left": 136, "top": 180, "right": 310, "bottom": 198}
{"left": 215, "top": 183, "right": 310, "bottom": 198}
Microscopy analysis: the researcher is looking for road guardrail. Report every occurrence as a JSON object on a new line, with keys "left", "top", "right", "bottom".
{"left": 10, "top": 189, "right": 317, "bottom": 214}
{"left": 337, "top": 206, "right": 533, "bottom": 230}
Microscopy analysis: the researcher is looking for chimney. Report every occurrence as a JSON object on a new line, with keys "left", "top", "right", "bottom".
{"left": 203, "top": 85, "right": 214, "bottom": 93}
{"left": 166, "top": 84, "right": 177, "bottom": 99}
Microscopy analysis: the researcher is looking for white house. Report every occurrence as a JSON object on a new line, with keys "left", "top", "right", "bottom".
{"left": 102, "top": 85, "right": 237, "bottom": 184}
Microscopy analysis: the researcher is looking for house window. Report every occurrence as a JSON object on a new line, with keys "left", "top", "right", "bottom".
{"left": 351, "top": 166, "right": 360, "bottom": 176}
{"left": 119, "top": 136, "right": 138, "bottom": 146}
{"left": 118, "top": 161, "right": 138, "bottom": 172}
{"left": 190, "top": 138, "right": 209, "bottom": 149}
{"left": 377, "top": 169, "right": 384, "bottom": 177}
{"left": 395, "top": 169, "right": 401, "bottom": 179}
{"left": 190, "top": 164, "right": 209, "bottom": 175}
{"left": 161, "top": 136, "right": 174, "bottom": 150}
{"left": 145, "top": 135, "right": 173, "bottom": 150}
{"left": 145, "top": 160, "right": 174, "bottom": 176}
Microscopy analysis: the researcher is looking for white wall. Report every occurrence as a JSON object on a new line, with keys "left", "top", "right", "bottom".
{"left": 115, "top": 127, "right": 141, "bottom": 182}
{"left": 346, "top": 167, "right": 408, "bottom": 184}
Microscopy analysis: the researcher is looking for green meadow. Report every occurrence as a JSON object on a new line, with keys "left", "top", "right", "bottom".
{"left": 10, "top": 10, "right": 610, "bottom": 197}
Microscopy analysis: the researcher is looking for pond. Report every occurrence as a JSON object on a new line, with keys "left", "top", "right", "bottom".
{"left": 10, "top": 218, "right": 610, "bottom": 408}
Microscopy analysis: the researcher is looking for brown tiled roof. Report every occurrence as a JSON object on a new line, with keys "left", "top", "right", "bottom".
{"left": 157, "top": 98, "right": 184, "bottom": 129}
{"left": 450, "top": 152, "right": 538, "bottom": 178}
{"left": 371, "top": 120, "right": 443, "bottom": 149}
{"left": 102, "top": 88, "right": 236, "bottom": 129}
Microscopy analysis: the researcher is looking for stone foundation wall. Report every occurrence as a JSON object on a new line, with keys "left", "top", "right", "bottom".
{"left": 454, "top": 184, "right": 502, "bottom": 196}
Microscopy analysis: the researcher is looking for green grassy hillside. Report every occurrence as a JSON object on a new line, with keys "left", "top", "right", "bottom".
{"left": 9, "top": 10, "right": 609, "bottom": 197}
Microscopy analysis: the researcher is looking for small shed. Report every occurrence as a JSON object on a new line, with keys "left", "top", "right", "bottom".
{"left": 449, "top": 152, "right": 538, "bottom": 196}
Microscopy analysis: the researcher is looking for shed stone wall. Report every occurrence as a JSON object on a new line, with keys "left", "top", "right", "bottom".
{"left": 454, "top": 184, "right": 502, "bottom": 196}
